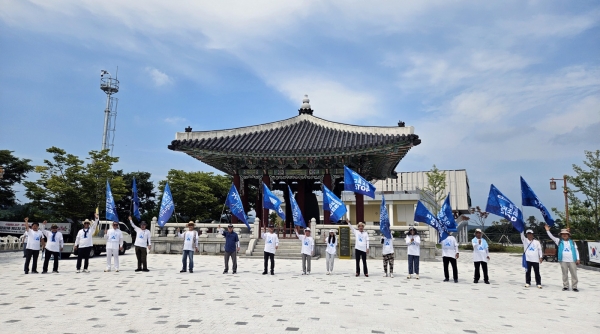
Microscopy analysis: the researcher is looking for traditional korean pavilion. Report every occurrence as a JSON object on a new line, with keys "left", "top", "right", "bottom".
{"left": 168, "top": 96, "right": 421, "bottom": 230}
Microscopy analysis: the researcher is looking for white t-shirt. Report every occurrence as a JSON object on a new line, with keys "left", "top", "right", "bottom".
{"left": 325, "top": 236, "right": 337, "bottom": 255}
{"left": 104, "top": 229, "right": 124, "bottom": 250}
{"left": 132, "top": 223, "right": 152, "bottom": 247}
{"left": 42, "top": 230, "right": 64, "bottom": 252}
{"left": 348, "top": 224, "right": 369, "bottom": 252}
{"left": 405, "top": 234, "right": 420, "bottom": 256}
{"left": 75, "top": 218, "right": 99, "bottom": 248}
{"left": 382, "top": 237, "right": 394, "bottom": 255}
{"left": 520, "top": 233, "right": 543, "bottom": 263}
{"left": 472, "top": 238, "right": 489, "bottom": 262}
{"left": 296, "top": 232, "right": 314, "bottom": 256}
{"left": 441, "top": 236, "right": 459, "bottom": 258}
{"left": 25, "top": 229, "right": 44, "bottom": 251}
{"left": 178, "top": 230, "right": 198, "bottom": 251}
{"left": 262, "top": 232, "right": 279, "bottom": 254}
{"left": 546, "top": 231, "right": 579, "bottom": 263}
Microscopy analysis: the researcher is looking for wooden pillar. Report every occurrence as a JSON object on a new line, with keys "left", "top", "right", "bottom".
{"left": 355, "top": 193, "right": 364, "bottom": 223}
{"left": 262, "top": 173, "right": 270, "bottom": 230}
{"left": 232, "top": 173, "right": 240, "bottom": 224}
{"left": 323, "top": 173, "right": 332, "bottom": 224}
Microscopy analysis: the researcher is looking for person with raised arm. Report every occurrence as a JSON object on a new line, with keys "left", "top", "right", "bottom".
{"left": 104, "top": 221, "right": 124, "bottom": 272}
{"left": 520, "top": 229, "right": 543, "bottom": 288}
{"left": 261, "top": 224, "right": 279, "bottom": 275}
{"left": 176, "top": 222, "right": 199, "bottom": 273}
{"left": 472, "top": 229, "right": 490, "bottom": 284}
{"left": 325, "top": 229, "right": 337, "bottom": 275}
{"left": 23, "top": 217, "right": 44, "bottom": 274}
{"left": 295, "top": 226, "right": 315, "bottom": 275}
{"left": 441, "top": 233, "right": 459, "bottom": 283}
{"left": 221, "top": 223, "right": 240, "bottom": 274}
{"left": 347, "top": 220, "right": 370, "bottom": 277}
{"left": 545, "top": 224, "right": 580, "bottom": 291}
{"left": 129, "top": 216, "right": 152, "bottom": 272}
{"left": 41, "top": 222, "right": 63, "bottom": 274}
{"left": 74, "top": 213, "right": 99, "bottom": 273}
{"left": 405, "top": 227, "right": 420, "bottom": 279}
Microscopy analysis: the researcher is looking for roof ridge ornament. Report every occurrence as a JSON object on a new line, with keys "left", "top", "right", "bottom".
{"left": 298, "top": 94, "right": 314, "bottom": 115}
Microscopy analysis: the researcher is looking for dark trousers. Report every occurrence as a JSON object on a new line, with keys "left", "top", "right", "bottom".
{"left": 443, "top": 256, "right": 458, "bottom": 280}
{"left": 24, "top": 249, "right": 39, "bottom": 273}
{"left": 473, "top": 261, "right": 488, "bottom": 282}
{"left": 355, "top": 249, "right": 368, "bottom": 275}
{"left": 76, "top": 247, "right": 91, "bottom": 270}
{"left": 135, "top": 246, "right": 148, "bottom": 270}
{"left": 526, "top": 261, "right": 541, "bottom": 285}
{"left": 408, "top": 255, "right": 420, "bottom": 274}
{"left": 263, "top": 251, "right": 274, "bottom": 272}
{"left": 43, "top": 249, "right": 60, "bottom": 272}
{"left": 225, "top": 251, "right": 237, "bottom": 272}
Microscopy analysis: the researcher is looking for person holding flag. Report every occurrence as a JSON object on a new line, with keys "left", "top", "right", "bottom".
{"left": 405, "top": 227, "right": 420, "bottom": 279}
{"left": 23, "top": 217, "right": 44, "bottom": 274}
{"left": 325, "top": 229, "right": 337, "bottom": 275}
{"left": 103, "top": 221, "right": 124, "bottom": 272}
{"left": 261, "top": 224, "right": 279, "bottom": 275}
{"left": 545, "top": 225, "right": 579, "bottom": 291}
{"left": 221, "top": 224, "right": 240, "bottom": 274}
{"left": 130, "top": 216, "right": 152, "bottom": 272}
{"left": 295, "top": 226, "right": 314, "bottom": 275}
{"left": 74, "top": 213, "right": 99, "bottom": 273}
{"left": 520, "top": 229, "right": 543, "bottom": 288}
{"left": 176, "top": 222, "right": 199, "bottom": 273}
{"left": 380, "top": 195, "right": 394, "bottom": 278}
{"left": 347, "top": 220, "right": 370, "bottom": 277}
{"left": 472, "top": 229, "right": 490, "bottom": 284}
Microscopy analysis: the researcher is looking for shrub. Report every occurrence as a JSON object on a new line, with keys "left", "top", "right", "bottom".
{"left": 461, "top": 244, "right": 474, "bottom": 251}
{"left": 488, "top": 243, "right": 506, "bottom": 252}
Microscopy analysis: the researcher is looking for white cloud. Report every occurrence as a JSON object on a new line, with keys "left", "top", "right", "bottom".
{"left": 145, "top": 67, "right": 172, "bottom": 87}
{"left": 164, "top": 117, "right": 187, "bottom": 124}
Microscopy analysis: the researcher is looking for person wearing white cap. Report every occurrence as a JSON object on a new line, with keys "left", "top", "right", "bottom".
{"left": 348, "top": 221, "right": 369, "bottom": 277}
{"left": 104, "top": 221, "right": 124, "bottom": 272}
{"left": 405, "top": 227, "right": 420, "bottom": 279}
{"left": 74, "top": 213, "right": 99, "bottom": 273}
{"left": 520, "top": 229, "right": 543, "bottom": 288}
{"left": 472, "top": 229, "right": 490, "bottom": 284}
{"left": 295, "top": 226, "right": 314, "bottom": 275}
{"left": 545, "top": 224, "right": 580, "bottom": 291}
{"left": 325, "top": 229, "right": 337, "bottom": 275}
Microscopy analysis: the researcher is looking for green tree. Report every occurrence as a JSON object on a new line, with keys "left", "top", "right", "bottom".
{"left": 421, "top": 164, "right": 447, "bottom": 212}
{"left": 0, "top": 150, "right": 34, "bottom": 207}
{"left": 552, "top": 150, "right": 600, "bottom": 239}
{"left": 113, "top": 171, "right": 157, "bottom": 222}
{"left": 23, "top": 147, "right": 126, "bottom": 221}
{"left": 158, "top": 170, "right": 231, "bottom": 222}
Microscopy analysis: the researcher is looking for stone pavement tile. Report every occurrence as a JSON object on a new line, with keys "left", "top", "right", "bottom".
{"left": 0, "top": 251, "right": 599, "bottom": 333}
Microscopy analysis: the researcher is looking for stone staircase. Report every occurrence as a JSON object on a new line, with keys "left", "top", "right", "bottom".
{"left": 241, "top": 238, "right": 320, "bottom": 260}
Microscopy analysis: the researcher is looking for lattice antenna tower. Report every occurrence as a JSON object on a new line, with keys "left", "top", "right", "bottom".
{"left": 100, "top": 69, "right": 119, "bottom": 155}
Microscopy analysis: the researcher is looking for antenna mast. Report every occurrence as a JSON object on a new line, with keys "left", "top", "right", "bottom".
{"left": 100, "top": 69, "right": 119, "bottom": 154}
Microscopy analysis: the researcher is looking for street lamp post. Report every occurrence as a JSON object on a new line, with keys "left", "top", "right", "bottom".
{"left": 550, "top": 175, "right": 569, "bottom": 229}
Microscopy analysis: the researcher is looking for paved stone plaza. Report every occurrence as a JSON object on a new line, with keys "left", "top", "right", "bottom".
{"left": 1, "top": 251, "right": 598, "bottom": 333}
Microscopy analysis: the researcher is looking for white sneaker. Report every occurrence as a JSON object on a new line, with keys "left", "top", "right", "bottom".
{"left": 302, "top": 272, "right": 306, "bottom": 275}
{"left": 407, "top": 275, "right": 411, "bottom": 279}
{"left": 525, "top": 284, "right": 530, "bottom": 288}
{"left": 383, "top": 273, "right": 388, "bottom": 277}
{"left": 115, "top": 269, "right": 119, "bottom": 272}
{"left": 537, "top": 285, "right": 542, "bottom": 289}
{"left": 416, "top": 275, "right": 419, "bottom": 280}
{"left": 307, "top": 272, "right": 310, "bottom": 275}
{"left": 76, "top": 270, "right": 81, "bottom": 273}
{"left": 104, "top": 269, "right": 110, "bottom": 272}
{"left": 326, "top": 271, "right": 330, "bottom": 275}
{"left": 83, "top": 269, "right": 90, "bottom": 273}
{"left": 390, "top": 273, "right": 394, "bottom": 278}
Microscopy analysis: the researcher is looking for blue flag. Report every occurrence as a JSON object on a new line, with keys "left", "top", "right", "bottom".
{"left": 132, "top": 178, "right": 141, "bottom": 220}
{"left": 437, "top": 194, "right": 458, "bottom": 232}
{"left": 225, "top": 184, "right": 250, "bottom": 229}
{"left": 414, "top": 201, "right": 448, "bottom": 243}
{"left": 323, "top": 185, "right": 347, "bottom": 223}
{"left": 158, "top": 182, "right": 175, "bottom": 228}
{"left": 343, "top": 166, "right": 376, "bottom": 199}
{"left": 520, "top": 177, "right": 554, "bottom": 227}
{"left": 105, "top": 180, "right": 119, "bottom": 222}
{"left": 262, "top": 183, "right": 285, "bottom": 220}
{"left": 288, "top": 186, "right": 306, "bottom": 227}
{"left": 485, "top": 184, "right": 525, "bottom": 233}
{"left": 380, "top": 195, "right": 392, "bottom": 239}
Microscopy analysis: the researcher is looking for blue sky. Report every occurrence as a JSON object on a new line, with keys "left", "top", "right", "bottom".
{"left": 1, "top": 0, "right": 599, "bottom": 222}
